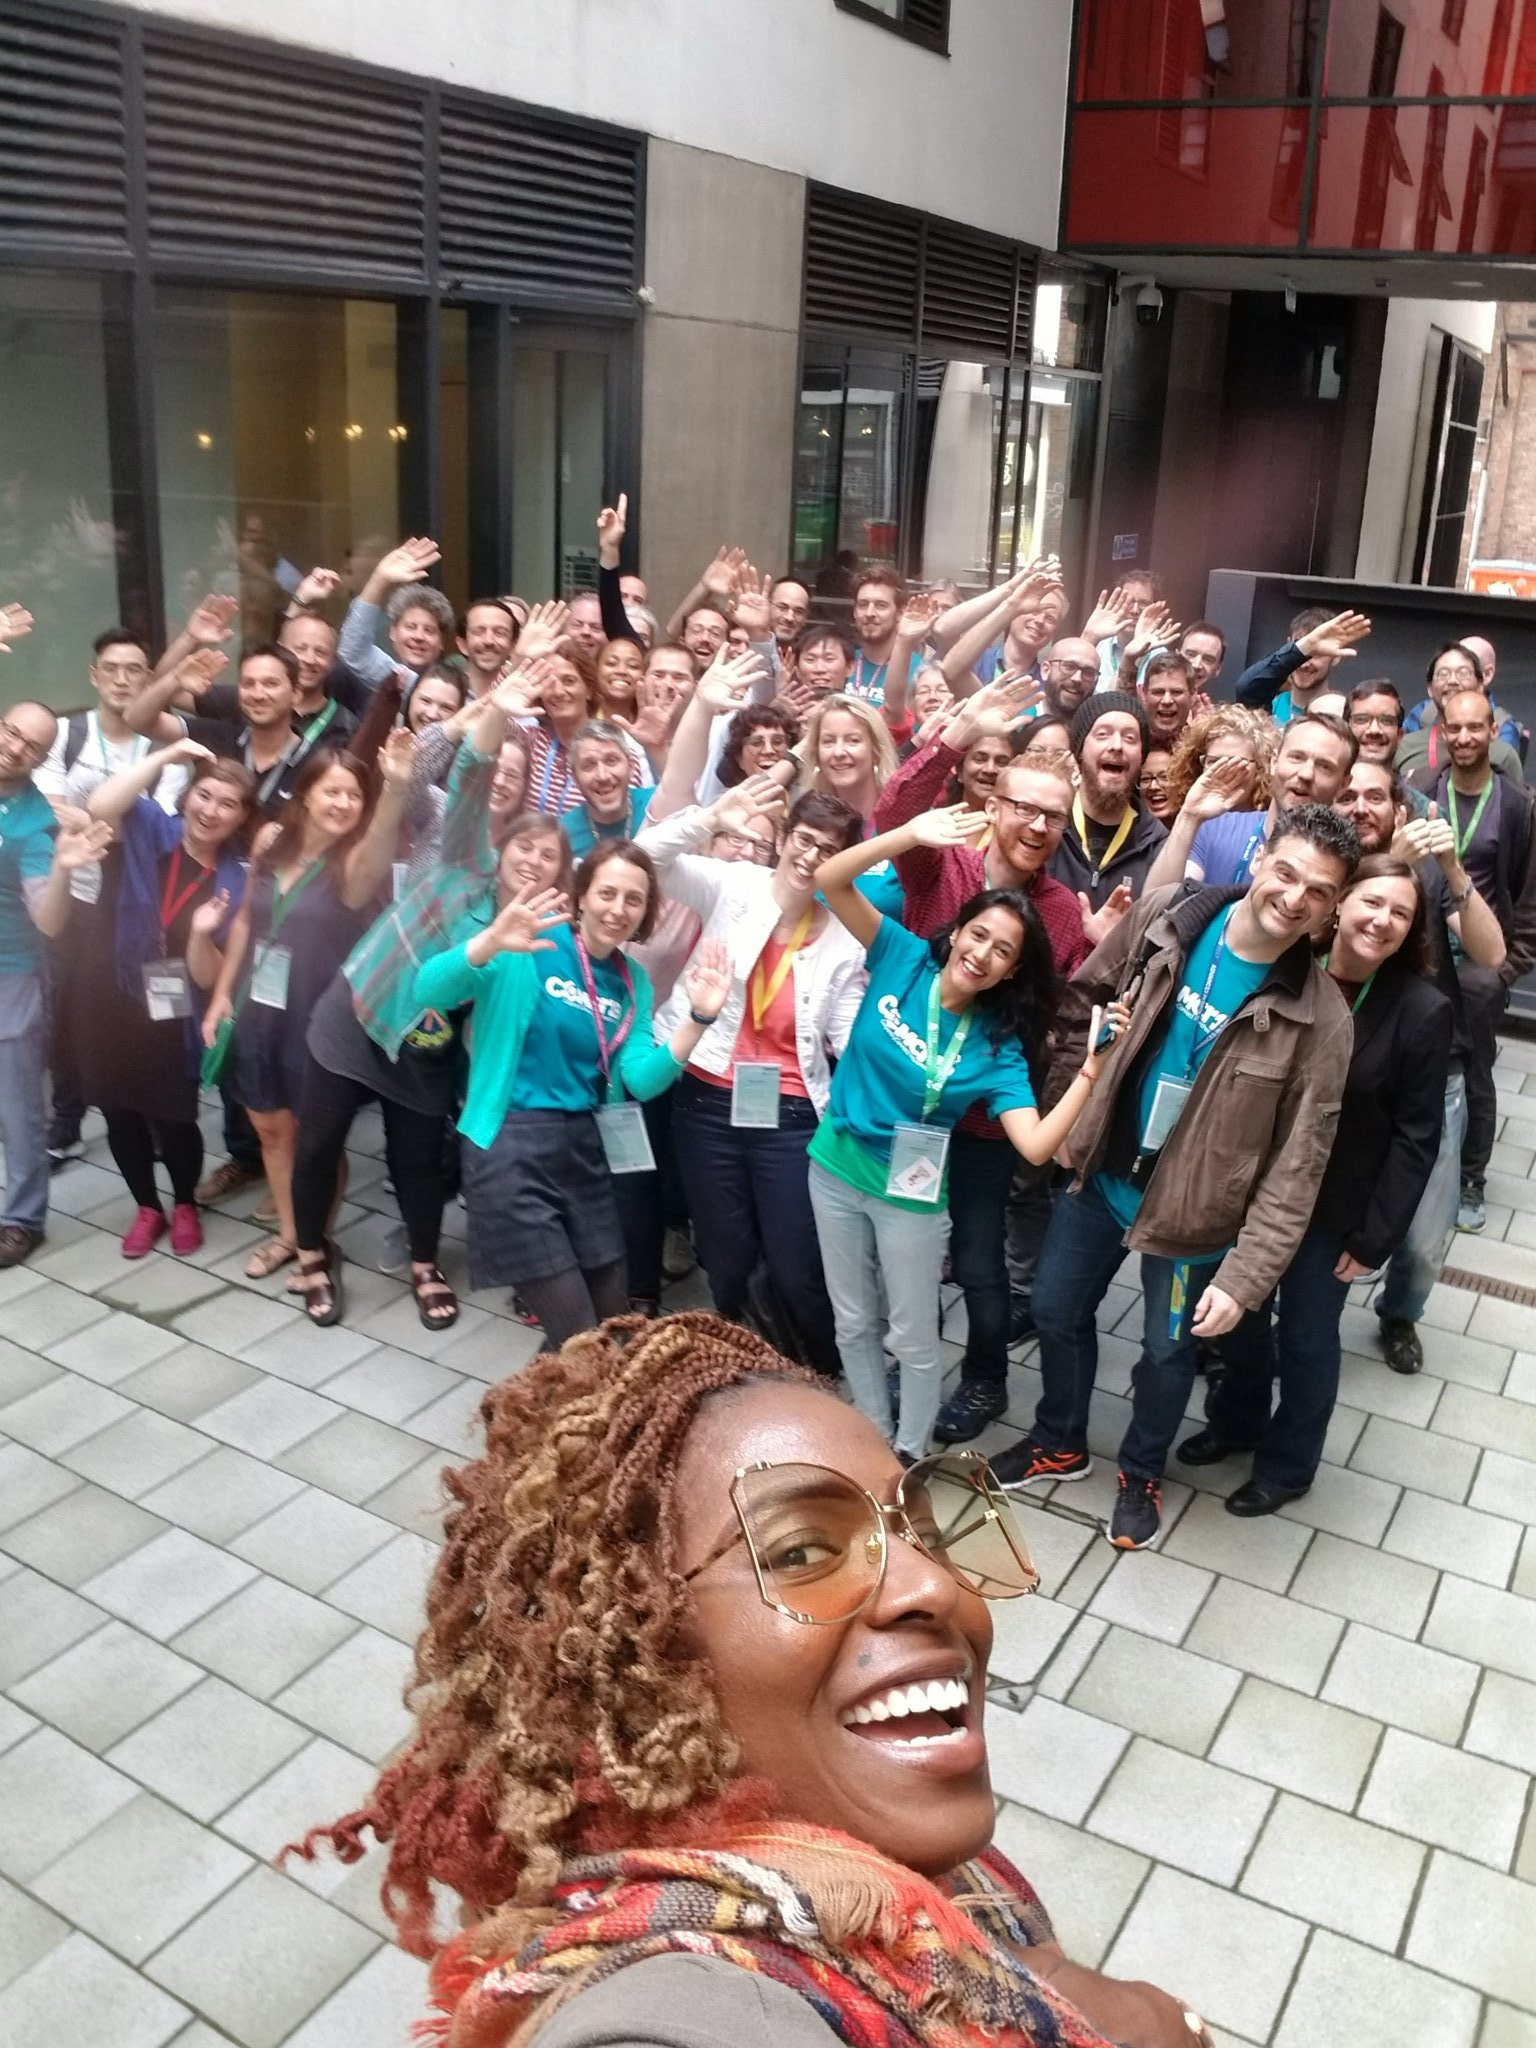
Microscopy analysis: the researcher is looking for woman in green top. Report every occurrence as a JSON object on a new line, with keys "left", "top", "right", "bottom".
{"left": 809, "top": 804, "right": 1127, "bottom": 1460}
{"left": 414, "top": 842, "right": 732, "bottom": 1347}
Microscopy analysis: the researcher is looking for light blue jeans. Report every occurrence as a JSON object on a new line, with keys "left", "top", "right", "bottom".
{"left": 808, "top": 1160, "right": 949, "bottom": 1459}
{"left": 0, "top": 973, "right": 49, "bottom": 1234}
{"left": 1376, "top": 1072, "right": 1468, "bottom": 1326}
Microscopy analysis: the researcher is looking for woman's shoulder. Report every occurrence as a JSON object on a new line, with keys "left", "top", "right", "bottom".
{"left": 530, "top": 1952, "right": 840, "bottom": 2048}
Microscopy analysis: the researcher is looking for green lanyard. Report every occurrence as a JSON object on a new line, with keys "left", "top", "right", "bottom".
{"left": 269, "top": 859, "right": 324, "bottom": 939}
{"left": 1449, "top": 779, "right": 1494, "bottom": 861}
{"left": 1322, "top": 955, "right": 1378, "bottom": 1014}
{"left": 299, "top": 697, "right": 340, "bottom": 749}
{"left": 922, "top": 977, "right": 972, "bottom": 1120}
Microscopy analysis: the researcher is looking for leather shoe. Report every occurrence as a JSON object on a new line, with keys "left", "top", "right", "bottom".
{"left": 1226, "top": 1477, "right": 1309, "bottom": 1517}
{"left": 1176, "top": 1429, "right": 1241, "bottom": 1467}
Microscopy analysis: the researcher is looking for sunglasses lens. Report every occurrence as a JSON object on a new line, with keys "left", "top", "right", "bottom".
{"left": 902, "top": 1455, "right": 1040, "bottom": 1601}
{"left": 735, "top": 1464, "right": 884, "bottom": 1622}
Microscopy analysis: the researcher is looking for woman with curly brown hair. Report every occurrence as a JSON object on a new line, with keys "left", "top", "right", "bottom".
{"left": 296, "top": 1311, "right": 1206, "bottom": 2048}
{"left": 1162, "top": 703, "right": 1275, "bottom": 821}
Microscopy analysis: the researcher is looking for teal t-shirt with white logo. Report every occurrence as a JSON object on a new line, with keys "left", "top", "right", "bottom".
{"left": 512, "top": 922, "right": 634, "bottom": 1111}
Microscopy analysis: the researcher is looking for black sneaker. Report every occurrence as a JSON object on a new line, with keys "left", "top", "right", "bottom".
{"left": 933, "top": 1380, "right": 1008, "bottom": 1445}
{"left": 989, "top": 1436, "right": 1091, "bottom": 1490}
{"left": 1378, "top": 1317, "right": 1423, "bottom": 1376}
{"left": 1107, "top": 1471, "right": 1162, "bottom": 1550}
{"left": 1176, "top": 1429, "right": 1240, "bottom": 1467}
{"left": 47, "top": 1127, "right": 84, "bottom": 1168}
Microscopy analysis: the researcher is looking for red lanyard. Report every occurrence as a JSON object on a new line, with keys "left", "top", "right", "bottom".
{"left": 574, "top": 931, "right": 635, "bottom": 1081}
{"left": 160, "top": 845, "right": 210, "bottom": 932}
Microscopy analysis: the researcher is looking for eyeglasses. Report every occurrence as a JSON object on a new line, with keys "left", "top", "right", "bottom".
{"left": 682, "top": 1452, "right": 1039, "bottom": 1625}
{"left": 715, "top": 827, "right": 778, "bottom": 863}
{"left": 93, "top": 661, "right": 150, "bottom": 682}
{"left": 1141, "top": 769, "right": 1171, "bottom": 788}
{"left": 785, "top": 826, "right": 842, "bottom": 861}
{"left": 995, "top": 794, "right": 1070, "bottom": 831}
{"left": 1349, "top": 712, "right": 1400, "bottom": 730}
{"left": 0, "top": 719, "right": 50, "bottom": 763}
{"left": 1431, "top": 666, "right": 1479, "bottom": 684}
{"left": 1045, "top": 660, "right": 1098, "bottom": 683}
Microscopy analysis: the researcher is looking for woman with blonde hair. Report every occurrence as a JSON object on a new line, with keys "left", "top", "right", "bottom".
{"left": 799, "top": 691, "right": 899, "bottom": 826}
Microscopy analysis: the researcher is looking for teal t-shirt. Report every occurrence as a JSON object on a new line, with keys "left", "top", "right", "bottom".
{"left": 511, "top": 922, "right": 636, "bottom": 1112}
{"left": 854, "top": 858, "right": 905, "bottom": 919}
{"left": 0, "top": 781, "right": 57, "bottom": 976}
{"left": 561, "top": 787, "right": 655, "bottom": 864}
{"left": 810, "top": 915, "right": 1035, "bottom": 1208}
{"left": 1098, "top": 906, "right": 1269, "bottom": 1227}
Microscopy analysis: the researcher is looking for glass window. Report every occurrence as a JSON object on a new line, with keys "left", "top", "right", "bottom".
{"left": 792, "top": 348, "right": 909, "bottom": 593}
{"left": 1016, "top": 375, "right": 1100, "bottom": 583}
{"left": 1309, "top": 102, "right": 1533, "bottom": 251}
{"left": 912, "top": 361, "right": 999, "bottom": 585}
{"left": 0, "top": 271, "right": 125, "bottom": 706}
{"left": 1033, "top": 272, "right": 1108, "bottom": 372}
{"left": 1067, "top": 108, "right": 1310, "bottom": 245}
{"left": 508, "top": 348, "right": 610, "bottom": 602}
{"left": 152, "top": 288, "right": 401, "bottom": 644}
{"left": 1076, "top": 0, "right": 1321, "bottom": 103}
{"left": 510, "top": 350, "right": 558, "bottom": 602}
{"left": 1322, "top": 0, "right": 1530, "bottom": 97}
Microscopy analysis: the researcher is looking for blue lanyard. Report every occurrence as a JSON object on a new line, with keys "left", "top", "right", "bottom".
{"left": 538, "top": 733, "right": 571, "bottom": 812}
{"left": 1185, "top": 909, "right": 1236, "bottom": 1076}
{"left": 1241, "top": 827, "right": 1265, "bottom": 880}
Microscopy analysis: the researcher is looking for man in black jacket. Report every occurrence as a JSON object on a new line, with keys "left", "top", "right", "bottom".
{"left": 1047, "top": 693, "right": 1167, "bottom": 926}
{"left": 1408, "top": 687, "right": 1536, "bottom": 1232}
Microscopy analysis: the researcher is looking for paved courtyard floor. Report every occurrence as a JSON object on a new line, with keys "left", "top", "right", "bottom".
{"left": 5, "top": 1041, "right": 1536, "bottom": 2048}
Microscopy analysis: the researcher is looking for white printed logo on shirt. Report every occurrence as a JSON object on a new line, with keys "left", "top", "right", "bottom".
{"left": 877, "top": 993, "right": 931, "bottom": 1073}
{"left": 544, "top": 974, "right": 623, "bottom": 1024}
{"left": 1174, "top": 982, "right": 1232, "bottom": 1040}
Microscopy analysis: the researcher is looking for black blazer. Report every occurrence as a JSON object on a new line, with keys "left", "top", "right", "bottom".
{"left": 1312, "top": 959, "right": 1452, "bottom": 1269}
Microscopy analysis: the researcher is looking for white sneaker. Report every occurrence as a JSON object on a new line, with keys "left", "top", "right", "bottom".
{"left": 377, "top": 1222, "right": 410, "bottom": 1275}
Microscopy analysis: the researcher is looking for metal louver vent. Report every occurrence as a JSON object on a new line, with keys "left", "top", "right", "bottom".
{"left": 0, "top": 6, "right": 127, "bottom": 252}
{"left": 439, "top": 103, "right": 640, "bottom": 304}
{"left": 804, "top": 188, "right": 920, "bottom": 341}
{"left": 903, "top": 0, "right": 951, "bottom": 52}
{"left": 922, "top": 224, "right": 1017, "bottom": 356}
{"left": 142, "top": 32, "right": 425, "bottom": 276}
{"left": 1015, "top": 251, "right": 1038, "bottom": 364}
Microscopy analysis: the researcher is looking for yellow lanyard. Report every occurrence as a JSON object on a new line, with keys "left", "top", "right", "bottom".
{"left": 749, "top": 906, "right": 815, "bottom": 1029}
{"left": 1073, "top": 794, "right": 1135, "bottom": 874}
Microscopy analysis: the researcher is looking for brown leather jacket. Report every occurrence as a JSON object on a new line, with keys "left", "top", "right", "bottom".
{"left": 1045, "top": 885, "right": 1354, "bottom": 1309}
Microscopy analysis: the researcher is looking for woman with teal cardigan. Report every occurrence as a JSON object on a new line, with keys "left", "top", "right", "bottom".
{"left": 414, "top": 840, "right": 730, "bottom": 1346}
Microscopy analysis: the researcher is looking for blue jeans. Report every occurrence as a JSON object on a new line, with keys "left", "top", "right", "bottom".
{"left": 1376, "top": 1072, "right": 1467, "bottom": 1325}
{"left": 948, "top": 1131, "right": 1016, "bottom": 1386}
{"left": 1208, "top": 1226, "right": 1347, "bottom": 1491}
{"left": 1031, "top": 1176, "right": 1218, "bottom": 1482}
{"left": 808, "top": 1160, "right": 948, "bottom": 1458}
{"left": 0, "top": 974, "right": 49, "bottom": 1233}
{"left": 673, "top": 1076, "right": 840, "bottom": 1376}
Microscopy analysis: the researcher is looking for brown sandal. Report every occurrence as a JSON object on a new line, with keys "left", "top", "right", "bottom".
{"left": 296, "top": 1246, "right": 343, "bottom": 1328}
{"left": 411, "top": 1262, "right": 458, "bottom": 1330}
{"left": 246, "top": 1236, "right": 296, "bottom": 1280}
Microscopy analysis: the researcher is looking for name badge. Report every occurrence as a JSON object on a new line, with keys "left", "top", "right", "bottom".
{"left": 595, "top": 1101, "right": 657, "bottom": 1175}
{"left": 392, "top": 861, "right": 409, "bottom": 902}
{"left": 250, "top": 941, "right": 292, "bottom": 1010}
{"left": 886, "top": 1122, "right": 950, "bottom": 1205}
{"left": 731, "top": 1062, "right": 782, "bottom": 1129}
{"left": 1141, "top": 1076, "right": 1192, "bottom": 1153}
{"left": 142, "top": 958, "right": 192, "bottom": 1022}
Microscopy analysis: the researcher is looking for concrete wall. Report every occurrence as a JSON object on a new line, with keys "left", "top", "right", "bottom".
{"left": 1355, "top": 296, "right": 1498, "bottom": 582}
{"left": 637, "top": 144, "right": 804, "bottom": 621}
{"left": 130, "top": 0, "right": 1070, "bottom": 249}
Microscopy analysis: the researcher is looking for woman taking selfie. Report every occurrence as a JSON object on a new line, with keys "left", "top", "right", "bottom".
{"left": 300, "top": 1311, "right": 1206, "bottom": 2048}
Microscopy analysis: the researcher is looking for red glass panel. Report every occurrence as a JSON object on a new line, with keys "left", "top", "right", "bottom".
{"left": 1309, "top": 102, "right": 1536, "bottom": 249}
{"left": 1065, "top": 108, "right": 1307, "bottom": 246}
{"left": 1075, "top": 0, "right": 1320, "bottom": 102}
{"left": 1322, "top": 0, "right": 1536, "bottom": 98}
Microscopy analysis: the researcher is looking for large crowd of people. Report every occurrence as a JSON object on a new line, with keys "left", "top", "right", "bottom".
{"left": 1, "top": 516, "right": 1529, "bottom": 1554}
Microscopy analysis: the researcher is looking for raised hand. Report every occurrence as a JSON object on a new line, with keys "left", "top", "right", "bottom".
{"left": 897, "top": 592, "right": 947, "bottom": 641}
{"left": 1007, "top": 563, "right": 1066, "bottom": 618}
{"left": 596, "top": 493, "right": 629, "bottom": 566}
{"left": 378, "top": 726, "right": 417, "bottom": 792}
{"left": 697, "top": 647, "right": 768, "bottom": 718}
{"left": 293, "top": 567, "right": 342, "bottom": 607}
{"left": 1126, "top": 601, "right": 1181, "bottom": 664}
{"left": 944, "top": 672, "right": 1045, "bottom": 748}
{"left": 1080, "top": 586, "right": 1138, "bottom": 645}
{"left": 1296, "top": 609, "right": 1371, "bottom": 662}
{"left": 909, "top": 802, "right": 993, "bottom": 850}
{"left": 516, "top": 599, "right": 570, "bottom": 665}
{"left": 189, "top": 888, "right": 231, "bottom": 939}
{"left": 54, "top": 817, "right": 115, "bottom": 871}
{"left": 612, "top": 676, "right": 674, "bottom": 756}
{"left": 485, "top": 884, "right": 570, "bottom": 956}
{"left": 186, "top": 593, "right": 238, "bottom": 648}
{"left": 173, "top": 648, "right": 229, "bottom": 698}
{"left": 0, "top": 602, "right": 36, "bottom": 652}
{"left": 731, "top": 564, "right": 774, "bottom": 639}
{"left": 1184, "top": 754, "right": 1252, "bottom": 822}
{"left": 682, "top": 936, "right": 732, "bottom": 1022}
{"left": 700, "top": 547, "right": 745, "bottom": 604}
{"left": 165, "top": 736, "right": 218, "bottom": 768}
{"left": 375, "top": 538, "right": 441, "bottom": 588}
{"left": 710, "top": 771, "right": 790, "bottom": 835}
{"left": 1080, "top": 880, "right": 1134, "bottom": 949}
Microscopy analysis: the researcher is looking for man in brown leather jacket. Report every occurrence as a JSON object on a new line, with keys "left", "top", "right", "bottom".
{"left": 990, "top": 804, "right": 1357, "bottom": 1551}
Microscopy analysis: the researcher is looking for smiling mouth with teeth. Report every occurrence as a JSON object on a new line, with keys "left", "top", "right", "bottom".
{"left": 839, "top": 1675, "right": 971, "bottom": 1745}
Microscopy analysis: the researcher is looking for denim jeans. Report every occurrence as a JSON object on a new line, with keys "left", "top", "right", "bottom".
{"left": 808, "top": 1159, "right": 948, "bottom": 1458}
{"left": 1031, "top": 1176, "right": 1218, "bottom": 1482}
{"left": 1209, "top": 1226, "right": 1347, "bottom": 1491}
{"left": 673, "top": 1076, "right": 840, "bottom": 1376}
{"left": 948, "top": 1131, "right": 1016, "bottom": 1387}
{"left": 0, "top": 974, "right": 49, "bottom": 1233}
{"left": 1376, "top": 1072, "right": 1468, "bottom": 1325}
{"left": 1457, "top": 966, "right": 1506, "bottom": 1189}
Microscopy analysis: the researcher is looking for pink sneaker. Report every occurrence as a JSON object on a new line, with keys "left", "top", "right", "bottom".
{"left": 122, "top": 1206, "right": 167, "bottom": 1259}
{"left": 169, "top": 1203, "right": 203, "bottom": 1256}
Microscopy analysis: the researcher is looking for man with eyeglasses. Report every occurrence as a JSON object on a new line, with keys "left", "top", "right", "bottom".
{"left": 1396, "top": 642, "right": 1525, "bottom": 784}
{"left": 1037, "top": 636, "right": 1103, "bottom": 724}
{"left": 1405, "top": 687, "right": 1536, "bottom": 1233}
{"left": 1344, "top": 681, "right": 1429, "bottom": 821}
{"left": 0, "top": 699, "right": 63, "bottom": 1266}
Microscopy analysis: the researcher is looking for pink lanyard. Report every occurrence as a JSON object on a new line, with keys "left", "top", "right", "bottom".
{"left": 574, "top": 932, "right": 636, "bottom": 1081}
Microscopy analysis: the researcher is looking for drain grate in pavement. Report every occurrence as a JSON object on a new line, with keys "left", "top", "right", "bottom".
{"left": 1440, "top": 1264, "right": 1536, "bottom": 1307}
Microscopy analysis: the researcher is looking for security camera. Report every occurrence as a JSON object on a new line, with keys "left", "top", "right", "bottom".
{"left": 1135, "top": 282, "right": 1164, "bottom": 327}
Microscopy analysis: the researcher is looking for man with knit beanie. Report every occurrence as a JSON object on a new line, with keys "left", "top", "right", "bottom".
{"left": 1048, "top": 692, "right": 1167, "bottom": 917}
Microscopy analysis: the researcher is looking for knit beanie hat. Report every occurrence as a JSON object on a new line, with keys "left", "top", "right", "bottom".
{"left": 1069, "top": 689, "right": 1149, "bottom": 757}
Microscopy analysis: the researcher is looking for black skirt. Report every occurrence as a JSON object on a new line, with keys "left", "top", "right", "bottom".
{"left": 462, "top": 1108, "right": 623, "bottom": 1287}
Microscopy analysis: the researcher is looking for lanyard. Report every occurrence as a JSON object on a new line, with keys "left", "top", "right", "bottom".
{"left": 1072, "top": 795, "right": 1135, "bottom": 875}
{"left": 1185, "top": 908, "right": 1236, "bottom": 1075}
{"left": 538, "top": 731, "right": 572, "bottom": 812}
{"left": 922, "top": 975, "right": 973, "bottom": 1120}
{"left": 1429, "top": 722, "right": 1441, "bottom": 772}
{"left": 1449, "top": 778, "right": 1494, "bottom": 861}
{"left": 93, "top": 717, "right": 149, "bottom": 775}
{"left": 1321, "top": 954, "right": 1378, "bottom": 1014}
{"left": 750, "top": 906, "right": 814, "bottom": 1029}
{"left": 574, "top": 931, "right": 636, "bottom": 1081}
{"left": 269, "top": 858, "right": 324, "bottom": 938}
{"left": 298, "top": 697, "right": 339, "bottom": 751}
{"left": 160, "top": 844, "right": 210, "bottom": 932}
{"left": 850, "top": 652, "right": 887, "bottom": 703}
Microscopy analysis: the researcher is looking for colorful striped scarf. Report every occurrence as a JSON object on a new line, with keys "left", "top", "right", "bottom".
{"left": 422, "top": 1823, "right": 1123, "bottom": 2048}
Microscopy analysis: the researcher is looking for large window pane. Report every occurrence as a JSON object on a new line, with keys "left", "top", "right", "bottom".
{"left": 0, "top": 272, "right": 123, "bottom": 708}
{"left": 912, "top": 360, "right": 1000, "bottom": 585}
{"left": 1067, "top": 107, "right": 1310, "bottom": 246}
{"left": 793, "top": 349, "right": 909, "bottom": 592}
{"left": 152, "top": 288, "right": 400, "bottom": 643}
{"left": 1017, "top": 375, "right": 1100, "bottom": 586}
{"left": 1310, "top": 102, "right": 1536, "bottom": 252}
{"left": 1322, "top": 0, "right": 1534, "bottom": 98}
{"left": 510, "top": 350, "right": 557, "bottom": 601}
{"left": 507, "top": 348, "right": 610, "bottom": 601}
{"left": 559, "top": 353, "right": 607, "bottom": 598}
{"left": 792, "top": 361, "right": 846, "bottom": 580}
{"left": 1076, "top": 0, "right": 1322, "bottom": 102}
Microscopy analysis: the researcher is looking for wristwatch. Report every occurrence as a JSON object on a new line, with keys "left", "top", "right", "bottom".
{"left": 1452, "top": 877, "right": 1475, "bottom": 908}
